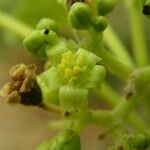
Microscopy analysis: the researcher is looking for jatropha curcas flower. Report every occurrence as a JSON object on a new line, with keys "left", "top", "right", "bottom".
{"left": 23, "top": 26, "right": 106, "bottom": 112}
{"left": 36, "top": 48, "right": 106, "bottom": 111}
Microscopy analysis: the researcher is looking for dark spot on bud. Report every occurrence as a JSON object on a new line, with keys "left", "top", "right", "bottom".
{"left": 143, "top": 5, "right": 150, "bottom": 15}
{"left": 44, "top": 29, "right": 49, "bottom": 34}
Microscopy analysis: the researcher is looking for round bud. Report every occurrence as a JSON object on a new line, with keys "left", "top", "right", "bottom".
{"left": 92, "top": 16, "right": 108, "bottom": 32}
{"left": 41, "top": 29, "right": 58, "bottom": 45}
{"left": 36, "top": 129, "right": 81, "bottom": 150}
{"left": 59, "top": 86, "right": 88, "bottom": 111}
{"left": 23, "top": 29, "right": 58, "bottom": 58}
{"left": 68, "top": 2, "right": 92, "bottom": 29}
{"left": 127, "top": 133, "right": 150, "bottom": 150}
{"left": 23, "top": 30, "right": 47, "bottom": 58}
{"left": 97, "top": 0, "right": 117, "bottom": 15}
{"left": 36, "top": 18, "right": 59, "bottom": 33}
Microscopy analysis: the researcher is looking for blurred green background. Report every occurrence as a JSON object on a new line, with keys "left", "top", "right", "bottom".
{"left": 0, "top": 0, "right": 150, "bottom": 150}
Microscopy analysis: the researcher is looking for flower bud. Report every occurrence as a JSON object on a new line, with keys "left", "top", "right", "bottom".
{"left": 59, "top": 86, "right": 88, "bottom": 111}
{"left": 127, "top": 133, "right": 150, "bottom": 150}
{"left": 68, "top": 2, "right": 92, "bottom": 29}
{"left": 23, "top": 29, "right": 58, "bottom": 58}
{"left": 97, "top": 0, "right": 117, "bottom": 15}
{"left": 23, "top": 30, "right": 47, "bottom": 58}
{"left": 41, "top": 29, "right": 58, "bottom": 45}
{"left": 92, "top": 16, "right": 108, "bottom": 32}
{"left": 36, "top": 129, "right": 81, "bottom": 150}
{"left": 36, "top": 18, "right": 59, "bottom": 33}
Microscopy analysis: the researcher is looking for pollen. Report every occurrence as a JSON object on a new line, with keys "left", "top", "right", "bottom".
{"left": 73, "top": 66, "right": 82, "bottom": 75}
{"left": 65, "top": 68, "right": 73, "bottom": 78}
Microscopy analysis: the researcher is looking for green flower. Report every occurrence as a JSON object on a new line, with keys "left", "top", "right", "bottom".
{"left": 36, "top": 48, "right": 106, "bottom": 110}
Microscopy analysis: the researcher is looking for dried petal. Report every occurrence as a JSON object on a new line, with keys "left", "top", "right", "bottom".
{"left": 7, "top": 90, "right": 21, "bottom": 104}
{"left": 9, "top": 64, "right": 26, "bottom": 81}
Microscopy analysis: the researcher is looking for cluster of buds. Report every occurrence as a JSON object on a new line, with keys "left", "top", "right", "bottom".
{"left": 22, "top": 17, "right": 106, "bottom": 112}
{"left": 1, "top": 13, "right": 107, "bottom": 149}
{"left": 67, "top": 0, "right": 117, "bottom": 32}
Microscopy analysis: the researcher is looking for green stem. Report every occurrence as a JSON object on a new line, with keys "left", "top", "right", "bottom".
{"left": 96, "top": 82, "right": 150, "bottom": 133}
{"left": 113, "top": 96, "right": 136, "bottom": 121}
{"left": 70, "top": 109, "right": 113, "bottom": 126}
{"left": 98, "top": 47, "right": 133, "bottom": 79}
{"left": 104, "top": 26, "right": 134, "bottom": 67}
{"left": 126, "top": 0, "right": 149, "bottom": 67}
{"left": 128, "top": 113, "right": 150, "bottom": 134}
{"left": 0, "top": 11, "right": 33, "bottom": 38}
{"left": 89, "top": 110, "right": 113, "bottom": 125}
{"left": 85, "top": 29, "right": 134, "bottom": 80}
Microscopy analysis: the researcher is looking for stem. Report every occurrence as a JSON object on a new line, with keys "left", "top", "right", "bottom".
{"left": 40, "top": 104, "right": 63, "bottom": 115}
{"left": 113, "top": 97, "right": 136, "bottom": 121}
{"left": 48, "top": 120, "right": 71, "bottom": 130}
{"left": 69, "top": 109, "right": 113, "bottom": 126}
{"left": 85, "top": 29, "right": 134, "bottom": 80}
{"left": 126, "top": 0, "right": 149, "bottom": 67}
{"left": 89, "top": 110, "right": 113, "bottom": 125}
{"left": 0, "top": 11, "right": 33, "bottom": 38}
{"left": 104, "top": 26, "right": 134, "bottom": 67}
{"left": 98, "top": 47, "right": 133, "bottom": 79}
{"left": 128, "top": 113, "right": 150, "bottom": 133}
{"left": 96, "top": 82, "right": 150, "bottom": 133}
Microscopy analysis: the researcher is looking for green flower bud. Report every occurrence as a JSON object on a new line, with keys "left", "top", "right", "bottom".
{"left": 92, "top": 16, "right": 108, "bottom": 32}
{"left": 97, "top": 0, "right": 117, "bottom": 15}
{"left": 36, "top": 18, "right": 59, "bottom": 33}
{"left": 142, "top": 0, "right": 150, "bottom": 19}
{"left": 127, "top": 133, "right": 150, "bottom": 150}
{"left": 59, "top": 86, "right": 88, "bottom": 111}
{"left": 36, "top": 129, "right": 81, "bottom": 150}
{"left": 41, "top": 29, "right": 58, "bottom": 45}
{"left": 23, "top": 30, "right": 47, "bottom": 58}
{"left": 23, "top": 29, "right": 58, "bottom": 58}
{"left": 68, "top": 2, "right": 92, "bottom": 29}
